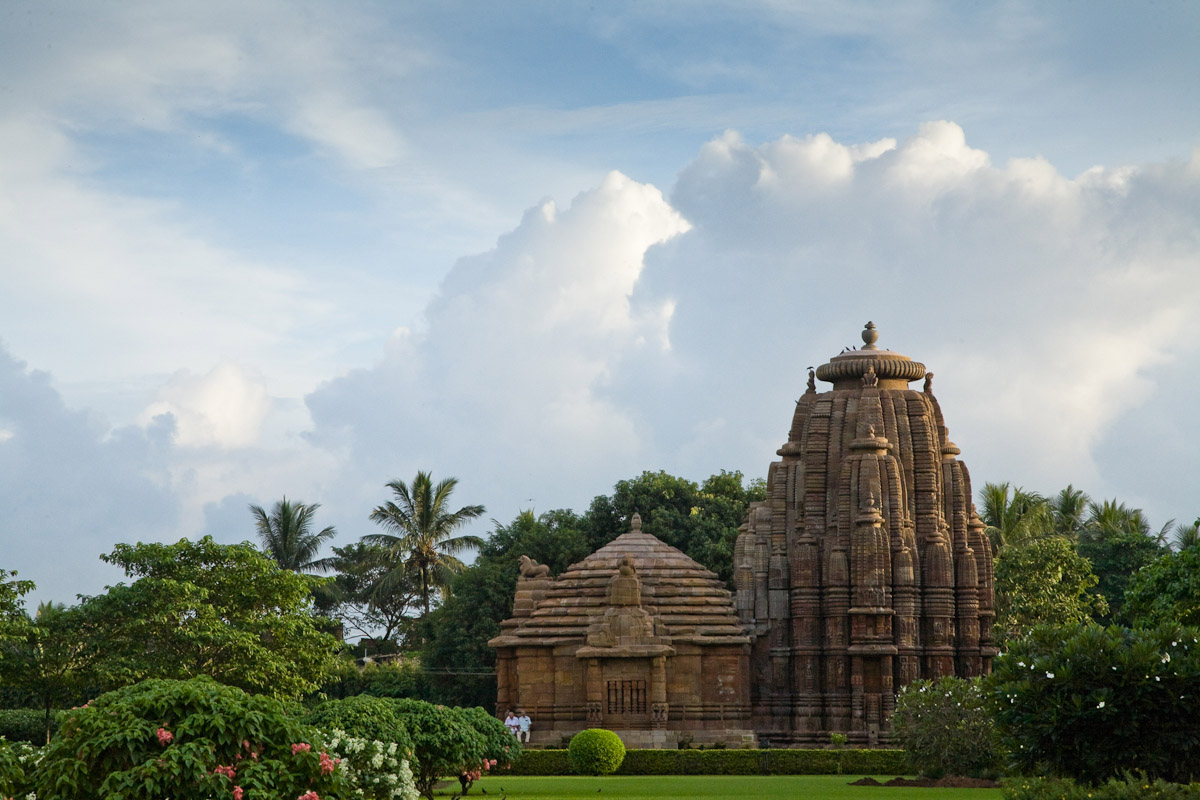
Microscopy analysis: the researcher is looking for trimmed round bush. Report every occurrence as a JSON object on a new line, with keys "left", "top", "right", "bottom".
{"left": 568, "top": 728, "right": 626, "bottom": 775}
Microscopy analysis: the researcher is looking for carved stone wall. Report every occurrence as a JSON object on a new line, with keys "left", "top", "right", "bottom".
{"left": 734, "top": 323, "right": 997, "bottom": 745}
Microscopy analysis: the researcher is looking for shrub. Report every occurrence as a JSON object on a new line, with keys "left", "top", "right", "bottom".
{"left": 568, "top": 729, "right": 626, "bottom": 775}
{"left": 1003, "top": 775, "right": 1200, "bottom": 800}
{"left": 511, "top": 746, "right": 904, "bottom": 775}
{"left": 453, "top": 706, "right": 521, "bottom": 793}
{"left": 32, "top": 677, "right": 349, "bottom": 800}
{"left": 388, "top": 699, "right": 486, "bottom": 800}
{"left": 0, "top": 737, "right": 40, "bottom": 799}
{"left": 991, "top": 623, "right": 1200, "bottom": 784}
{"left": 325, "top": 728, "right": 419, "bottom": 800}
{"left": 304, "top": 694, "right": 414, "bottom": 757}
{"left": 0, "top": 708, "right": 61, "bottom": 744}
{"left": 892, "top": 675, "right": 1003, "bottom": 779}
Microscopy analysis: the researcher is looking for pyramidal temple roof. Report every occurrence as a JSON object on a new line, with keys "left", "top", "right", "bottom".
{"left": 491, "top": 514, "right": 749, "bottom": 647}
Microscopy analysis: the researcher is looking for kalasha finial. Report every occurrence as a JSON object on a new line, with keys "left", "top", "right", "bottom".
{"left": 630, "top": 512, "right": 642, "bottom": 532}
{"left": 861, "top": 321, "right": 879, "bottom": 350}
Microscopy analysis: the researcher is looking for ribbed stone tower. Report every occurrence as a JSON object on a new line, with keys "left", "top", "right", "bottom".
{"left": 733, "top": 322, "right": 996, "bottom": 746}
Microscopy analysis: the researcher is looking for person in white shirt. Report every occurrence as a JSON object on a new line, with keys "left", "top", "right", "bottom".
{"left": 516, "top": 709, "right": 532, "bottom": 743}
{"left": 503, "top": 708, "right": 518, "bottom": 737}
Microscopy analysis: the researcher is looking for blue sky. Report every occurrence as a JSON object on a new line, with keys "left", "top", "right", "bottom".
{"left": 2, "top": 1, "right": 1200, "bottom": 606}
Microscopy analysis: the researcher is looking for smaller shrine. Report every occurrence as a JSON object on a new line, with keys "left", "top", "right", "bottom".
{"left": 489, "top": 514, "right": 755, "bottom": 748}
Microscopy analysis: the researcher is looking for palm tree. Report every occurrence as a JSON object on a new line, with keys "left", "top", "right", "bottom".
{"left": 250, "top": 497, "right": 338, "bottom": 572}
{"left": 978, "top": 482, "right": 1051, "bottom": 553}
{"left": 1173, "top": 519, "right": 1200, "bottom": 551}
{"left": 1049, "top": 484, "right": 1090, "bottom": 538}
{"left": 364, "top": 471, "right": 485, "bottom": 618}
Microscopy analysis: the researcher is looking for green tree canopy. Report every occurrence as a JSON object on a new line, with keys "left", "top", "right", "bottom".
{"left": 77, "top": 536, "right": 340, "bottom": 698}
{"left": 250, "top": 496, "right": 337, "bottom": 572}
{"left": 992, "top": 536, "right": 1107, "bottom": 642}
{"left": 320, "top": 540, "right": 420, "bottom": 650}
{"left": 0, "top": 569, "right": 33, "bottom": 643}
{"left": 365, "top": 471, "right": 485, "bottom": 618}
{"left": 1122, "top": 546, "right": 1200, "bottom": 628}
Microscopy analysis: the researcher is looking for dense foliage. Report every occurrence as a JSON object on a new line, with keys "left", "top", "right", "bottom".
{"left": 324, "top": 728, "right": 419, "bottom": 800}
{"left": 991, "top": 623, "right": 1200, "bottom": 784}
{"left": 77, "top": 537, "right": 341, "bottom": 698}
{"left": 508, "top": 747, "right": 906, "bottom": 775}
{"left": 992, "top": 537, "right": 1106, "bottom": 642}
{"left": 568, "top": 729, "right": 626, "bottom": 775}
{"left": 385, "top": 699, "right": 487, "bottom": 800}
{"left": 304, "top": 694, "right": 414, "bottom": 758}
{"left": 1122, "top": 546, "right": 1200, "bottom": 628}
{"left": 33, "top": 677, "right": 348, "bottom": 800}
{"left": 1003, "top": 775, "right": 1200, "bottom": 800}
{"left": 892, "top": 676, "right": 1003, "bottom": 779}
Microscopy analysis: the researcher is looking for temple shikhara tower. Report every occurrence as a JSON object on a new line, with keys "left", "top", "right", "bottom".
{"left": 734, "top": 322, "right": 996, "bottom": 745}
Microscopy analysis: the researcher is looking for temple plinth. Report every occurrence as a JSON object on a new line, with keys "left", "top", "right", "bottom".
{"left": 734, "top": 322, "right": 996, "bottom": 745}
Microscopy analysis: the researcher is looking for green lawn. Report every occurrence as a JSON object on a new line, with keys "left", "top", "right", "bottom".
{"left": 460, "top": 775, "right": 1003, "bottom": 799}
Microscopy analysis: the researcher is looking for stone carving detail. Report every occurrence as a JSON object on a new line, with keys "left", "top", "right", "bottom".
{"left": 651, "top": 703, "right": 669, "bottom": 723}
{"left": 587, "top": 702, "right": 602, "bottom": 723}
{"left": 734, "top": 322, "right": 996, "bottom": 745}
{"left": 518, "top": 555, "right": 551, "bottom": 580}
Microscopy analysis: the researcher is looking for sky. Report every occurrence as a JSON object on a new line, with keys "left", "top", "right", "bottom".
{"left": 3, "top": 1, "right": 1199, "bottom": 607}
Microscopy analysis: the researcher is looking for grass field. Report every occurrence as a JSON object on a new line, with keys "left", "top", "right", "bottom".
{"left": 459, "top": 775, "right": 1004, "bottom": 799}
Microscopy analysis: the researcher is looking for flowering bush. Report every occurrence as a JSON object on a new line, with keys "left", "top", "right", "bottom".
{"left": 386, "top": 699, "right": 486, "bottom": 800}
{"left": 325, "top": 728, "right": 418, "bottom": 800}
{"left": 31, "top": 677, "right": 349, "bottom": 800}
{"left": 451, "top": 706, "right": 521, "bottom": 794}
{"left": 892, "top": 675, "right": 1003, "bottom": 779}
{"left": 304, "top": 695, "right": 414, "bottom": 760}
{"left": 0, "top": 736, "right": 40, "bottom": 799}
{"left": 991, "top": 623, "right": 1200, "bottom": 784}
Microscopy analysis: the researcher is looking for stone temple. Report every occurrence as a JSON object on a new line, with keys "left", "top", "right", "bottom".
{"left": 488, "top": 514, "right": 755, "bottom": 748}
{"left": 491, "top": 323, "right": 995, "bottom": 747}
{"left": 735, "top": 322, "right": 996, "bottom": 745}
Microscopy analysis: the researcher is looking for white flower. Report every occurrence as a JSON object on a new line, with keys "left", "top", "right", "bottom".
{"left": 1018, "top": 661, "right": 1026, "bottom": 667}
{"left": 1162, "top": 653, "right": 1171, "bottom": 663}
{"left": 1046, "top": 671, "right": 1055, "bottom": 679}
{"left": 1097, "top": 701, "right": 1106, "bottom": 708}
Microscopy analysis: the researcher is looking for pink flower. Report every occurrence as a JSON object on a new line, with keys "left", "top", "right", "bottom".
{"left": 232, "top": 788, "right": 244, "bottom": 800}
{"left": 296, "top": 792, "right": 321, "bottom": 800}
{"left": 319, "top": 751, "right": 338, "bottom": 775}
{"left": 156, "top": 727, "right": 174, "bottom": 746}
{"left": 214, "top": 764, "right": 236, "bottom": 779}
{"left": 242, "top": 740, "right": 251, "bottom": 751}
{"left": 291, "top": 742, "right": 312, "bottom": 755}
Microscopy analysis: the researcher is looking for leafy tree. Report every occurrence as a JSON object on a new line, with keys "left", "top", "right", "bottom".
{"left": 321, "top": 541, "right": 419, "bottom": 648}
{"left": 584, "top": 469, "right": 766, "bottom": 584}
{"left": 250, "top": 496, "right": 337, "bottom": 572}
{"left": 1078, "top": 499, "right": 1166, "bottom": 622}
{"left": 77, "top": 537, "right": 340, "bottom": 698}
{"left": 0, "top": 602, "right": 101, "bottom": 742}
{"left": 1122, "top": 547, "right": 1200, "bottom": 628}
{"left": 0, "top": 569, "right": 33, "bottom": 643}
{"left": 421, "top": 509, "right": 591, "bottom": 707}
{"left": 365, "top": 472, "right": 485, "bottom": 618}
{"left": 990, "top": 623, "right": 1200, "bottom": 784}
{"left": 992, "top": 536, "right": 1107, "bottom": 642}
